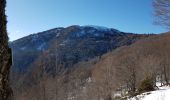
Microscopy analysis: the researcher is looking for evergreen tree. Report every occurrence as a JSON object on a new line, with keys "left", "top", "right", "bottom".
{"left": 0, "top": 0, "right": 13, "bottom": 99}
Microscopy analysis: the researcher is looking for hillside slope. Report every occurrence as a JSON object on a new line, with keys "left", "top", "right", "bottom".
{"left": 91, "top": 33, "right": 170, "bottom": 99}
{"left": 10, "top": 25, "right": 151, "bottom": 100}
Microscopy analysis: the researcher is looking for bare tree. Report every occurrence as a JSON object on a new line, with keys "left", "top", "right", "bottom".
{"left": 153, "top": 0, "right": 170, "bottom": 29}
{"left": 0, "top": 0, "right": 13, "bottom": 99}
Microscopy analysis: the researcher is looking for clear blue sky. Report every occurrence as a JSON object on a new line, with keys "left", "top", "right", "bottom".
{"left": 6, "top": 0, "right": 167, "bottom": 41}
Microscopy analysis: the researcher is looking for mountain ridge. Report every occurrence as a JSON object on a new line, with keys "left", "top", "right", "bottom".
{"left": 10, "top": 25, "right": 151, "bottom": 73}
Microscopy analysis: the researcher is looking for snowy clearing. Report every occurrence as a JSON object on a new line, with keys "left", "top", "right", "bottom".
{"left": 128, "top": 83, "right": 170, "bottom": 100}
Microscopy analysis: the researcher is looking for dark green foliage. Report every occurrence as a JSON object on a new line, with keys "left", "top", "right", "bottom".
{"left": 138, "top": 76, "right": 155, "bottom": 93}
{"left": 0, "top": 0, "right": 13, "bottom": 99}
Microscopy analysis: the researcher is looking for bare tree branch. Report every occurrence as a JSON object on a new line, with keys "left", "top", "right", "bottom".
{"left": 153, "top": 0, "right": 170, "bottom": 29}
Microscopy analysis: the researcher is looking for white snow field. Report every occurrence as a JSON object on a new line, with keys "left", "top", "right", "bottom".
{"left": 129, "top": 83, "right": 170, "bottom": 100}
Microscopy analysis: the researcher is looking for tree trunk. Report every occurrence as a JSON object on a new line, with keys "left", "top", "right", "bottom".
{"left": 0, "top": 0, "right": 13, "bottom": 100}
{"left": 163, "top": 64, "right": 169, "bottom": 85}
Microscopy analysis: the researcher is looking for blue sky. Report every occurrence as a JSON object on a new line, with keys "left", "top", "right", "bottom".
{"left": 6, "top": 0, "right": 167, "bottom": 41}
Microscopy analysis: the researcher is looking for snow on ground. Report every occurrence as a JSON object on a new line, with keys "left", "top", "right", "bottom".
{"left": 128, "top": 83, "right": 170, "bottom": 100}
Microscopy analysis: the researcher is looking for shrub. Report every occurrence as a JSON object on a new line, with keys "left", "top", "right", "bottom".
{"left": 138, "top": 76, "right": 155, "bottom": 93}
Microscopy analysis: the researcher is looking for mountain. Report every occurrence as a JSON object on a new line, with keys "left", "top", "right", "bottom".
{"left": 10, "top": 25, "right": 149, "bottom": 74}
{"left": 10, "top": 27, "right": 64, "bottom": 73}
{"left": 10, "top": 25, "right": 151, "bottom": 100}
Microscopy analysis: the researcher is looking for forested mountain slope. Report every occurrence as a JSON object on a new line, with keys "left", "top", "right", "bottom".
{"left": 10, "top": 25, "right": 151, "bottom": 100}
{"left": 91, "top": 32, "right": 170, "bottom": 99}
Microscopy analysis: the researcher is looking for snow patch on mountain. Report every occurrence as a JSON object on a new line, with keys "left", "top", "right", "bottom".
{"left": 83, "top": 25, "right": 109, "bottom": 31}
{"left": 31, "top": 34, "right": 39, "bottom": 42}
{"left": 75, "top": 30, "right": 86, "bottom": 37}
{"left": 37, "top": 42, "right": 46, "bottom": 51}
{"left": 56, "top": 32, "right": 61, "bottom": 37}
{"left": 20, "top": 47, "right": 26, "bottom": 50}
